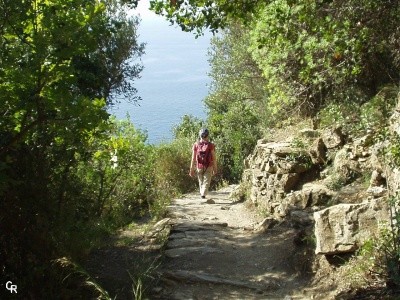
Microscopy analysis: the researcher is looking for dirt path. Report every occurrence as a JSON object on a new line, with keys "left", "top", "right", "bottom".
{"left": 153, "top": 185, "right": 314, "bottom": 300}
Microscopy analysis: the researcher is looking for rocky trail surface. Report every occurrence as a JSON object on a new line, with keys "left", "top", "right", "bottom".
{"left": 85, "top": 185, "right": 333, "bottom": 300}
{"left": 153, "top": 185, "right": 315, "bottom": 300}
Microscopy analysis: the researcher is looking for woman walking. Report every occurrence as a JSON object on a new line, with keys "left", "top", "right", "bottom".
{"left": 189, "top": 128, "right": 217, "bottom": 198}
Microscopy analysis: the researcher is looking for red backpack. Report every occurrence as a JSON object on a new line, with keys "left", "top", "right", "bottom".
{"left": 196, "top": 141, "right": 212, "bottom": 168}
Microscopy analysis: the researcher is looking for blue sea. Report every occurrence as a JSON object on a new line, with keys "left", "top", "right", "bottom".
{"left": 109, "top": 5, "right": 212, "bottom": 144}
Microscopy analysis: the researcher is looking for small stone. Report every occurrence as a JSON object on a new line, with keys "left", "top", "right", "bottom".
{"left": 255, "top": 217, "right": 277, "bottom": 232}
{"left": 367, "top": 186, "right": 387, "bottom": 198}
{"left": 206, "top": 199, "right": 216, "bottom": 204}
{"left": 361, "top": 151, "right": 370, "bottom": 157}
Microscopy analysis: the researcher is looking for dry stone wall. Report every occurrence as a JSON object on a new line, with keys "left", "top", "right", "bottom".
{"left": 243, "top": 140, "right": 319, "bottom": 218}
{"left": 241, "top": 120, "right": 398, "bottom": 256}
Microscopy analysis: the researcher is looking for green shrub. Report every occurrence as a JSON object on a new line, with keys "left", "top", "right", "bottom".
{"left": 317, "top": 85, "right": 398, "bottom": 136}
{"left": 153, "top": 137, "right": 198, "bottom": 196}
{"left": 317, "top": 101, "right": 360, "bottom": 130}
{"left": 358, "top": 85, "right": 398, "bottom": 132}
{"left": 67, "top": 118, "right": 156, "bottom": 225}
{"left": 250, "top": 1, "right": 400, "bottom": 120}
{"left": 209, "top": 102, "right": 261, "bottom": 182}
{"left": 173, "top": 114, "right": 204, "bottom": 140}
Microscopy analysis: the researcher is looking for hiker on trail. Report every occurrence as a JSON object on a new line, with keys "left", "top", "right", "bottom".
{"left": 189, "top": 128, "right": 217, "bottom": 199}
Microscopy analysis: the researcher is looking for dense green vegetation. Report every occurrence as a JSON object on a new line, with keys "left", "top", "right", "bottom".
{"left": 166, "top": 0, "right": 400, "bottom": 185}
{"left": 0, "top": 0, "right": 160, "bottom": 297}
{"left": 1, "top": 0, "right": 400, "bottom": 298}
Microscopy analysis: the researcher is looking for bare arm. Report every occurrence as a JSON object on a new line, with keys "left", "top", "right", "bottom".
{"left": 189, "top": 146, "right": 196, "bottom": 177}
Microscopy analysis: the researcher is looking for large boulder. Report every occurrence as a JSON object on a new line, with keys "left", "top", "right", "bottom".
{"left": 314, "top": 199, "right": 390, "bottom": 255}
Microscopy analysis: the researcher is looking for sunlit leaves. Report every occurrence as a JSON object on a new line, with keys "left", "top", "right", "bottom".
{"left": 173, "top": 114, "right": 204, "bottom": 139}
{"left": 0, "top": 0, "right": 144, "bottom": 156}
{"left": 149, "top": 0, "right": 261, "bottom": 35}
{"left": 248, "top": 0, "right": 400, "bottom": 117}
